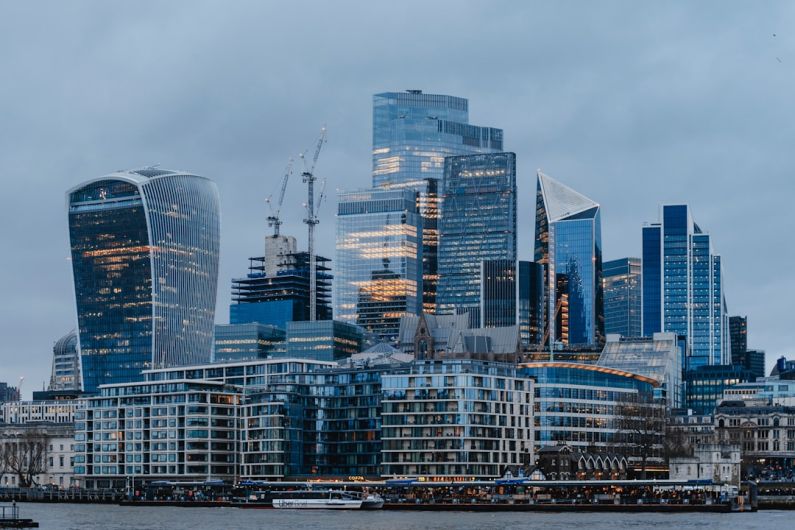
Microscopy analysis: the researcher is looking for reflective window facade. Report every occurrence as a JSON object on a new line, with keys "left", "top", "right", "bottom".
{"left": 68, "top": 169, "right": 220, "bottom": 393}
{"left": 603, "top": 257, "right": 641, "bottom": 338}
{"left": 684, "top": 364, "right": 754, "bottom": 415}
{"left": 641, "top": 225, "right": 662, "bottom": 336}
{"left": 519, "top": 362, "right": 662, "bottom": 462}
{"left": 372, "top": 90, "right": 502, "bottom": 189}
{"left": 534, "top": 172, "right": 603, "bottom": 347}
{"left": 213, "top": 323, "right": 286, "bottom": 362}
{"left": 437, "top": 153, "right": 517, "bottom": 325}
{"left": 480, "top": 260, "right": 544, "bottom": 347}
{"left": 641, "top": 205, "right": 728, "bottom": 369}
{"left": 335, "top": 189, "right": 422, "bottom": 341}
{"left": 278, "top": 320, "right": 363, "bottom": 362}
{"left": 372, "top": 91, "right": 503, "bottom": 315}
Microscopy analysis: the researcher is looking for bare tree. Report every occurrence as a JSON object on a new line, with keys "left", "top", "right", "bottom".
{"left": 663, "top": 422, "right": 692, "bottom": 461}
{"left": 614, "top": 392, "right": 666, "bottom": 479}
{"left": 2, "top": 429, "right": 48, "bottom": 488}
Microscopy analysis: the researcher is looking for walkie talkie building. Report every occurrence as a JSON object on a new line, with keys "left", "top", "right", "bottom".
{"left": 67, "top": 168, "right": 220, "bottom": 393}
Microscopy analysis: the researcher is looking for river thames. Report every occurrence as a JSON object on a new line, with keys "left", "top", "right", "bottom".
{"left": 14, "top": 504, "right": 795, "bottom": 530}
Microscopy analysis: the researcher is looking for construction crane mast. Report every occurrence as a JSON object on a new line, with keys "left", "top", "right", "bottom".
{"left": 301, "top": 127, "right": 327, "bottom": 321}
{"left": 266, "top": 159, "right": 294, "bottom": 237}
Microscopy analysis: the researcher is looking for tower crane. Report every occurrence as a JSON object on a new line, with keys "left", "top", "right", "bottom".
{"left": 266, "top": 159, "right": 294, "bottom": 237}
{"left": 300, "top": 127, "right": 327, "bottom": 321}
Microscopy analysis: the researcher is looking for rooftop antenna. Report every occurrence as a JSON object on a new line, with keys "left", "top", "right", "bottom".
{"left": 300, "top": 126, "right": 327, "bottom": 321}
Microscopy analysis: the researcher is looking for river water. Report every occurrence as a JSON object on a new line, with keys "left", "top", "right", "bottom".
{"left": 14, "top": 503, "right": 795, "bottom": 529}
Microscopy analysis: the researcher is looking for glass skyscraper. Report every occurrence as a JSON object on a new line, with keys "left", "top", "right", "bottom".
{"left": 437, "top": 153, "right": 517, "bottom": 325}
{"left": 372, "top": 90, "right": 503, "bottom": 314}
{"left": 335, "top": 188, "right": 422, "bottom": 341}
{"left": 534, "top": 171, "right": 604, "bottom": 347}
{"left": 481, "top": 259, "right": 544, "bottom": 347}
{"left": 641, "top": 205, "right": 728, "bottom": 369}
{"left": 67, "top": 168, "right": 220, "bottom": 393}
{"left": 603, "top": 257, "right": 642, "bottom": 338}
{"left": 372, "top": 90, "right": 503, "bottom": 189}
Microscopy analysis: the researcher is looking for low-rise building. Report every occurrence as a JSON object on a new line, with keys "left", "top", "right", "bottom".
{"left": 518, "top": 362, "right": 665, "bottom": 472}
{"left": 0, "top": 422, "right": 76, "bottom": 488}
{"left": 75, "top": 380, "right": 240, "bottom": 489}
{"left": 381, "top": 359, "right": 533, "bottom": 479}
{"left": 0, "top": 400, "right": 80, "bottom": 424}
{"left": 669, "top": 443, "right": 741, "bottom": 485}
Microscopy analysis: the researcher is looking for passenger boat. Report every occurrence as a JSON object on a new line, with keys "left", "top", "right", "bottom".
{"left": 272, "top": 489, "right": 378, "bottom": 509}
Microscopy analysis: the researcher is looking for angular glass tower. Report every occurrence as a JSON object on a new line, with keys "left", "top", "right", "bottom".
{"left": 603, "top": 257, "right": 642, "bottom": 338}
{"left": 67, "top": 168, "right": 220, "bottom": 393}
{"left": 372, "top": 90, "right": 503, "bottom": 314}
{"left": 534, "top": 171, "right": 604, "bottom": 347}
{"left": 437, "top": 153, "right": 517, "bottom": 325}
{"left": 335, "top": 188, "right": 422, "bottom": 341}
{"left": 641, "top": 204, "right": 728, "bottom": 368}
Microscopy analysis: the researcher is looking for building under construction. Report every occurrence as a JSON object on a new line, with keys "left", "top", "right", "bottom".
{"left": 230, "top": 238, "right": 332, "bottom": 329}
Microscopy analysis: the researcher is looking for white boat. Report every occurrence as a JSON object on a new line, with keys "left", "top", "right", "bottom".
{"left": 271, "top": 490, "right": 364, "bottom": 510}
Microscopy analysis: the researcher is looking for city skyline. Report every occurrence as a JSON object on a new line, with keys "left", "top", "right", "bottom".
{"left": 2, "top": 1, "right": 794, "bottom": 395}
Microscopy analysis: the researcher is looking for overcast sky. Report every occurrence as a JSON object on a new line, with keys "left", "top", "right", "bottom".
{"left": 1, "top": 1, "right": 793, "bottom": 397}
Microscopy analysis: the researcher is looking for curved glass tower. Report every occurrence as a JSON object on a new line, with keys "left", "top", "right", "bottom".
{"left": 67, "top": 168, "right": 220, "bottom": 393}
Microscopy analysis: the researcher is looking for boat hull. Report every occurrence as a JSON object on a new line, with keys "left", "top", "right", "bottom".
{"left": 272, "top": 499, "right": 363, "bottom": 509}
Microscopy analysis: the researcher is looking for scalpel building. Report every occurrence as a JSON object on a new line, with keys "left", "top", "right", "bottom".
{"left": 67, "top": 168, "right": 220, "bottom": 393}
{"left": 534, "top": 172, "right": 604, "bottom": 348}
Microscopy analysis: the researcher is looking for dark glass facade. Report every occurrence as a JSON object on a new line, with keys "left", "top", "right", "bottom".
{"left": 603, "top": 257, "right": 641, "bottom": 338}
{"left": 735, "top": 349, "right": 766, "bottom": 381}
{"left": 481, "top": 260, "right": 544, "bottom": 347}
{"left": 213, "top": 323, "right": 286, "bottom": 362}
{"left": 684, "top": 364, "right": 754, "bottom": 415}
{"left": 68, "top": 170, "right": 220, "bottom": 393}
{"left": 641, "top": 225, "right": 662, "bottom": 336}
{"left": 437, "top": 153, "right": 517, "bottom": 325}
{"left": 277, "top": 320, "right": 363, "bottom": 362}
{"left": 729, "top": 316, "right": 748, "bottom": 359}
{"left": 534, "top": 172, "right": 603, "bottom": 347}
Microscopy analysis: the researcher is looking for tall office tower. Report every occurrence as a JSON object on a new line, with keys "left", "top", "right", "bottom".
{"left": 48, "top": 330, "right": 81, "bottom": 392}
{"left": 230, "top": 248, "right": 332, "bottom": 328}
{"left": 602, "top": 258, "right": 642, "bottom": 338}
{"left": 437, "top": 153, "right": 517, "bottom": 326}
{"left": 534, "top": 172, "right": 604, "bottom": 347}
{"left": 481, "top": 260, "right": 544, "bottom": 347}
{"left": 729, "top": 315, "right": 748, "bottom": 360}
{"left": 335, "top": 188, "right": 422, "bottom": 341}
{"left": 67, "top": 169, "right": 220, "bottom": 393}
{"left": 372, "top": 90, "right": 503, "bottom": 314}
{"left": 641, "top": 205, "right": 728, "bottom": 369}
